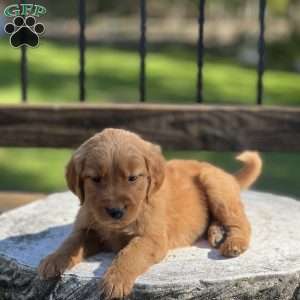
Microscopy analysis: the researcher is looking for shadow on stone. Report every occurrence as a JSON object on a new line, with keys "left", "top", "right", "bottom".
{"left": 90, "top": 254, "right": 115, "bottom": 277}
{"left": 193, "top": 239, "right": 211, "bottom": 249}
{"left": 0, "top": 223, "right": 117, "bottom": 278}
{"left": 207, "top": 249, "right": 228, "bottom": 261}
{"left": 0, "top": 224, "right": 73, "bottom": 267}
{"left": 194, "top": 239, "right": 228, "bottom": 260}
{"left": 0, "top": 224, "right": 72, "bottom": 244}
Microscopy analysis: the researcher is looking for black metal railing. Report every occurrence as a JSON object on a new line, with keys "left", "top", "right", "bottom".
{"left": 20, "top": 45, "right": 27, "bottom": 102}
{"left": 18, "top": 0, "right": 267, "bottom": 105}
{"left": 19, "top": 0, "right": 27, "bottom": 102}
{"left": 78, "top": 0, "right": 86, "bottom": 102}
{"left": 257, "top": 0, "right": 266, "bottom": 105}
{"left": 196, "top": 0, "right": 206, "bottom": 103}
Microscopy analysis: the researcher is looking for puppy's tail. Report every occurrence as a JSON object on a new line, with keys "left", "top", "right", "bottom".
{"left": 234, "top": 151, "right": 262, "bottom": 190}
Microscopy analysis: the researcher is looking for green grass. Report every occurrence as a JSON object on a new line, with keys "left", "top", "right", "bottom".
{"left": 0, "top": 39, "right": 299, "bottom": 104}
{"left": 0, "top": 39, "right": 299, "bottom": 199}
{"left": 0, "top": 148, "right": 71, "bottom": 193}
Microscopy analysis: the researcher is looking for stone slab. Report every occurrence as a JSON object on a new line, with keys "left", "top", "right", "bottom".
{"left": 0, "top": 191, "right": 300, "bottom": 299}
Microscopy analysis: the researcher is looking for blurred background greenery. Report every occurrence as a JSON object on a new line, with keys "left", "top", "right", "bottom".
{"left": 0, "top": 0, "right": 299, "bottom": 199}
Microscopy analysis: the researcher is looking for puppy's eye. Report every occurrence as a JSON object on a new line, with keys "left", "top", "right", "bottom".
{"left": 91, "top": 176, "right": 101, "bottom": 183}
{"left": 128, "top": 175, "right": 138, "bottom": 182}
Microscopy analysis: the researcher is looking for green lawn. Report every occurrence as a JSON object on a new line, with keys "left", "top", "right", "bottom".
{"left": 0, "top": 39, "right": 299, "bottom": 199}
{"left": 0, "top": 39, "right": 300, "bottom": 104}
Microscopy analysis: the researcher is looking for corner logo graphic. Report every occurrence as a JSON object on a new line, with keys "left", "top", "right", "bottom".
{"left": 3, "top": 4, "right": 46, "bottom": 48}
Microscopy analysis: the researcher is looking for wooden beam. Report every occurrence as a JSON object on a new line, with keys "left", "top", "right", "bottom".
{"left": 0, "top": 192, "right": 45, "bottom": 214}
{"left": 0, "top": 103, "right": 300, "bottom": 151}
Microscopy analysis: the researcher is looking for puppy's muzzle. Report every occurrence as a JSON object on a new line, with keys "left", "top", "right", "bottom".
{"left": 105, "top": 207, "right": 124, "bottom": 220}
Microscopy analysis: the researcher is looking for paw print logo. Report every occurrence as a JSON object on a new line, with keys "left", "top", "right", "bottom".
{"left": 4, "top": 16, "right": 45, "bottom": 48}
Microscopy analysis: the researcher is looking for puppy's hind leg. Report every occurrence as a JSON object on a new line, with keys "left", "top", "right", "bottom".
{"left": 198, "top": 164, "right": 251, "bottom": 257}
{"left": 207, "top": 221, "right": 227, "bottom": 248}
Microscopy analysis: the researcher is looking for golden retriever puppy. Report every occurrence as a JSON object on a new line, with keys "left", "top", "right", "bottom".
{"left": 38, "top": 128, "right": 262, "bottom": 299}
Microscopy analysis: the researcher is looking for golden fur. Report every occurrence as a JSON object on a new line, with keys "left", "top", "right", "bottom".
{"left": 38, "top": 128, "right": 262, "bottom": 299}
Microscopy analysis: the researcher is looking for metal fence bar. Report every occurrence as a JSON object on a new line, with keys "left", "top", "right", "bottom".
{"left": 139, "top": 0, "right": 147, "bottom": 102}
{"left": 19, "top": 1, "right": 27, "bottom": 102}
{"left": 20, "top": 46, "right": 28, "bottom": 102}
{"left": 257, "top": 0, "right": 266, "bottom": 105}
{"left": 196, "top": 0, "right": 206, "bottom": 103}
{"left": 78, "top": 0, "right": 86, "bottom": 102}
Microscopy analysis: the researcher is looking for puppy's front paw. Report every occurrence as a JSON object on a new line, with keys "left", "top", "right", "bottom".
{"left": 37, "top": 253, "right": 71, "bottom": 279}
{"left": 99, "top": 266, "right": 135, "bottom": 300}
{"left": 220, "top": 236, "right": 248, "bottom": 257}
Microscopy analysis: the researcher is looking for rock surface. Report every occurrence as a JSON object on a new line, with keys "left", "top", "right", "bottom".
{"left": 0, "top": 191, "right": 300, "bottom": 300}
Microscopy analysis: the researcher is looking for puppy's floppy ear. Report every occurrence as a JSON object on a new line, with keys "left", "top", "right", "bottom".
{"left": 144, "top": 143, "right": 165, "bottom": 198}
{"left": 65, "top": 151, "right": 85, "bottom": 205}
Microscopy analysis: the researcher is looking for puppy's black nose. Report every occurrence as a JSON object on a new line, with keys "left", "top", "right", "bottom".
{"left": 105, "top": 208, "right": 124, "bottom": 220}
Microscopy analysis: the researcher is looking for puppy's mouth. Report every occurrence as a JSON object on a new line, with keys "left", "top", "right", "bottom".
{"left": 99, "top": 217, "right": 134, "bottom": 231}
{"left": 96, "top": 208, "right": 139, "bottom": 230}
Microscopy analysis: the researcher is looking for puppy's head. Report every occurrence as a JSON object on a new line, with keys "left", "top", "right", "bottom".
{"left": 66, "top": 128, "right": 165, "bottom": 228}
